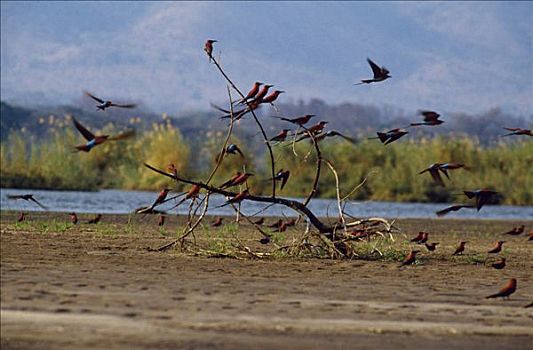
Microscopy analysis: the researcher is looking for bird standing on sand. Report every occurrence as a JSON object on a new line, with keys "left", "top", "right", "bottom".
{"left": 488, "top": 241, "right": 505, "bottom": 254}
{"left": 72, "top": 117, "right": 134, "bottom": 152}
{"left": 503, "top": 225, "right": 525, "bottom": 236}
{"left": 410, "top": 232, "right": 425, "bottom": 243}
{"left": 204, "top": 39, "right": 217, "bottom": 62}
{"left": 87, "top": 214, "right": 102, "bottom": 224}
{"left": 425, "top": 242, "right": 439, "bottom": 252}
{"left": 212, "top": 217, "right": 224, "bottom": 227}
{"left": 7, "top": 194, "right": 47, "bottom": 209}
{"left": 486, "top": 278, "right": 517, "bottom": 299}
{"left": 17, "top": 212, "right": 26, "bottom": 222}
{"left": 452, "top": 241, "right": 468, "bottom": 255}
{"left": 355, "top": 58, "right": 391, "bottom": 85}
{"left": 84, "top": 91, "right": 137, "bottom": 111}
{"left": 400, "top": 250, "right": 419, "bottom": 266}
{"left": 409, "top": 110, "right": 444, "bottom": 127}
{"left": 70, "top": 212, "right": 78, "bottom": 225}
{"left": 491, "top": 258, "right": 506, "bottom": 270}
{"left": 158, "top": 215, "right": 166, "bottom": 226}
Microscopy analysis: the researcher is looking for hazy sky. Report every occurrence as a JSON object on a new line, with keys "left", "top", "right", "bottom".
{"left": 1, "top": 1, "right": 532, "bottom": 117}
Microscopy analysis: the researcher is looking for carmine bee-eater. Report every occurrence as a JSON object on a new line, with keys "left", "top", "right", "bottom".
{"left": 400, "top": 250, "right": 419, "bottom": 266}
{"left": 369, "top": 128, "right": 409, "bottom": 145}
{"left": 488, "top": 241, "right": 505, "bottom": 254}
{"left": 275, "top": 114, "right": 315, "bottom": 126}
{"left": 410, "top": 232, "right": 425, "bottom": 243}
{"left": 486, "top": 278, "right": 517, "bottom": 299}
{"left": 212, "top": 217, "right": 224, "bottom": 227}
{"left": 236, "top": 82, "right": 263, "bottom": 104}
{"left": 304, "top": 121, "right": 329, "bottom": 135}
{"left": 285, "top": 218, "right": 296, "bottom": 227}
{"left": 17, "top": 212, "right": 26, "bottom": 222}
{"left": 167, "top": 163, "right": 178, "bottom": 179}
{"left": 253, "top": 217, "right": 265, "bottom": 226}
{"left": 501, "top": 127, "right": 532, "bottom": 137}
{"left": 215, "top": 144, "right": 245, "bottom": 163}
{"left": 418, "top": 232, "right": 429, "bottom": 244}
{"left": 409, "top": 110, "right": 444, "bottom": 127}
{"left": 315, "top": 130, "right": 357, "bottom": 144}
{"left": 452, "top": 241, "right": 468, "bottom": 255}
{"left": 170, "top": 184, "right": 202, "bottom": 210}
{"left": 419, "top": 163, "right": 445, "bottom": 187}
{"left": 259, "top": 90, "right": 285, "bottom": 104}
{"left": 269, "top": 129, "right": 291, "bottom": 143}
{"left": 502, "top": 225, "right": 525, "bottom": 235}
{"left": 137, "top": 189, "right": 172, "bottom": 214}
{"left": 211, "top": 102, "right": 260, "bottom": 121}
{"left": 84, "top": 91, "right": 137, "bottom": 111}
{"left": 435, "top": 204, "right": 476, "bottom": 217}
{"left": 425, "top": 242, "right": 439, "bottom": 252}
{"left": 216, "top": 189, "right": 250, "bottom": 208}
{"left": 7, "top": 194, "right": 47, "bottom": 209}
{"left": 528, "top": 229, "right": 533, "bottom": 241}
{"left": 438, "top": 163, "right": 468, "bottom": 179}
{"left": 463, "top": 189, "right": 498, "bottom": 211}
{"left": 249, "top": 84, "right": 274, "bottom": 104}
{"left": 275, "top": 222, "right": 288, "bottom": 233}
{"left": 204, "top": 39, "right": 217, "bottom": 62}
{"left": 274, "top": 169, "right": 290, "bottom": 190}
{"left": 72, "top": 117, "right": 135, "bottom": 152}
{"left": 70, "top": 212, "right": 78, "bottom": 225}
{"left": 158, "top": 215, "right": 166, "bottom": 226}
{"left": 355, "top": 58, "right": 391, "bottom": 85}
{"left": 87, "top": 214, "right": 102, "bottom": 224}
{"left": 491, "top": 257, "right": 506, "bottom": 270}
{"left": 267, "top": 219, "right": 283, "bottom": 229}
{"left": 220, "top": 172, "right": 253, "bottom": 189}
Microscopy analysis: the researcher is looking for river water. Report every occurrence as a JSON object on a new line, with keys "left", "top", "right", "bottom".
{"left": 1, "top": 188, "right": 532, "bottom": 220}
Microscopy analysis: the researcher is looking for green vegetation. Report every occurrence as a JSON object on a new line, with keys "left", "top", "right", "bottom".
{"left": 1, "top": 122, "right": 532, "bottom": 205}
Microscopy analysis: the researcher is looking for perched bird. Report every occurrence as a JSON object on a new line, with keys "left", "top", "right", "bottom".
{"left": 248, "top": 84, "right": 274, "bottom": 104}
{"left": 274, "top": 169, "right": 290, "bottom": 190}
{"left": 158, "top": 215, "right": 166, "bottom": 226}
{"left": 501, "top": 127, "right": 532, "bottom": 137}
{"left": 17, "top": 212, "right": 26, "bottom": 223}
{"left": 486, "top": 278, "right": 517, "bottom": 299}
{"left": 84, "top": 91, "right": 137, "bottom": 111}
{"left": 220, "top": 172, "right": 253, "bottom": 189}
{"left": 355, "top": 58, "right": 391, "bottom": 85}
{"left": 303, "top": 121, "right": 329, "bottom": 135}
{"left": 236, "top": 82, "right": 263, "bottom": 105}
{"left": 253, "top": 218, "right": 265, "bottom": 226}
{"left": 170, "top": 184, "right": 202, "bottom": 210}
{"left": 167, "top": 163, "right": 179, "bottom": 179}
{"left": 216, "top": 189, "right": 250, "bottom": 208}
{"left": 419, "top": 163, "right": 445, "bottom": 187}
{"left": 425, "top": 242, "right": 439, "bottom": 252}
{"left": 400, "top": 250, "right": 419, "bottom": 266}
{"left": 204, "top": 39, "right": 217, "bottom": 62}
{"left": 87, "top": 214, "right": 102, "bottom": 224}
{"left": 70, "top": 212, "right": 78, "bottom": 225}
{"left": 409, "top": 110, "right": 444, "bottom": 127}
{"left": 491, "top": 257, "right": 506, "bottom": 270}
{"left": 369, "top": 128, "right": 409, "bottom": 145}
{"left": 275, "top": 114, "right": 315, "bottom": 126}
{"left": 452, "top": 241, "right": 468, "bottom": 255}
{"left": 219, "top": 172, "right": 242, "bottom": 189}
{"left": 463, "top": 189, "right": 498, "bottom": 211}
{"left": 7, "top": 194, "right": 47, "bottom": 209}
{"left": 502, "top": 225, "right": 525, "bottom": 236}
{"left": 269, "top": 129, "right": 291, "bottom": 143}
{"left": 151, "top": 189, "right": 171, "bottom": 209}
{"left": 410, "top": 232, "right": 425, "bottom": 243}
{"left": 72, "top": 117, "right": 134, "bottom": 152}
{"left": 212, "top": 217, "right": 224, "bottom": 227}
{"left": 436, "top": 204, "right": 476, "bottom": 217}
{"left": 488, "top": 241, "right": 505, "bottom": 254}
{"left": 259, "top": 90, "right": 285, "bottom": 104}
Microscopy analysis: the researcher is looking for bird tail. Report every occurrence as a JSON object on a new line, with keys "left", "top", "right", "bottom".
{"left": 376, "top": 132, "right": 389, "bottom": 143}
{"left": 485, "top": 293, "right": 500, "bottom": 299}
{"left": 463, "top": 191, "right": 476, "bottom": 199}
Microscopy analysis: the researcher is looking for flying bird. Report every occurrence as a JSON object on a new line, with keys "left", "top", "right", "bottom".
{"left": 452, "top": 241, "right": 468, "bottom": 256}
{"left": 369, "top": 128, "right": 408, "bottom": 145}
{"left": 419, "top": 163, "right": 445, "bottom": 187}
{"left": 438, "top": 163, "right": 468, "bottom": 179}
{"left": 462, "top": 189, "right": 498, "bottom": 211}
{"left": 204, "top": 39, "right": 217, "bottom": 62}
{"left": 87, "top": 214, "right": 102, "bottom": 224}
{"left": 491, "top": 257, "right": 506, "bottom": 270}
{"left": 436, "top": 204, "right": 476, "bottom": 217}
{"left": 7, "top": 194, "right": 47, "bottom": 209}
{"left": 85, "top": 91, "right": 137, "bottom": 111}
{"left": 355, "top": 58, "right": 391, "bottom": 85}
{"left": 501, "top": 127, "right": 532, "bottom": 137}
{"left": 425, "top": 242, "right": 439, "bottom": 252}
{"left": 486, "top": 278, "right": 517, "bottom": 299}
{"left": 215, "top": 143, "right": 245, "bottom": 163}
{"left": 72, "top": 117, "right": 135, "bottom": 152}
{"left": 314, "top": 130, "right": 358, "bottom": 144}
{"left": 70, "top": 212, "right": 78, "bottom": 225}
{"left": 275, "top": 114, "right": 315, "bottom": 126}
{"left": 399, "top": 250, "right": 419, "bottom": 266}
{"left": 409, "top": 110, "right": 444, "bottom": 127}
{"left": 274, "top": 169, "right": 290, "bottom": 190}
{"left": 487, "top": 241, "right": 505, "bottom": 254}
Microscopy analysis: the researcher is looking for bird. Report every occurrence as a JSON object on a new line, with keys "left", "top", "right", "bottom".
{"left": 267, "top": 219, "right": 283, "bottom": 229}
{"left": 501, "top": 127, "right": 532, "bottom": 137}
{"left": 7, "top": 194, "right": 47, "bottom": 209}
{"left": 269, "top": 129, "right": 291, "bottom": 143}
{"left": 400, "top": 250, "right": 419, "bottom": 266}
{"left": 72, "top": 117, "right": 135, "bottom": 152}
{"left": 285, "top": 218, "right": 296, "bottom": 227}
{"left": 529, "top": 230, "right": 533, "bottom": 241}
{"left": 215, "top": 143, "right": 245, "bottom": 164}
{"left": 248, "top": 84, "right": 274, "bottom": 104}
{"left": 302, "top": 121, "right": 329, "bottom": 135}
{"left": 524, "top": 301, "right": 533, "bottom": 308}
{"left": 436, "top": 204, "right": 476, "bottom": 217}
{"left": 259, "top": 236, "right": 271, "bottom": 244}
{"left": 253, "top": 218, "right": 265, "bottom": 226}
{"left": 438, "top": 163, "right": 468, "bottom": 180}
{"left": 158, "top": 215, "right": 166, "bottom": 226}
{"left": 259, "top": 90, "right": 285, "bottom": 104}
{"left": 70, "top": 212, "right": 78, "bottom": 225}
{"left": 84, "top": 91, "right": 137, "bottom": 111}
{"left": 275, "top": 114, "right": 315, "bottom": 126}
{"left": 486, "top": 278, "right": 517, "bottom": 299}
{"left": 169, "top": 184, "right": 202, "bottom": 210}
{"left": 211, "top": 102, "right": 261, "bottom": 121}
{"left": 502, "top": 225, "right": 525, "bottom": 236}
{"left": 220, "top": 172, "right": 253, "bottom": 189}
{"left": 425, "top": 242, "right": 439, "bottom": 252}
{"left": 17, "top": 212, "right": 26, "bottom": 223}
{"left": 219, "top": 172, "right": 242, "bottom": 189}
{"left": 236, "top": 82, "right": 263, "bottom": 104}
{"left": 137, "top": 189, "right": 172, "bottom": 214}
{"left": 212, "top": 217, "right": 224, "bottom": 227}
{"left": 274, "top": 169, "right": 290, "bottom": 190}
{"left": 409, "top": 110, "right": 444, "bottom": 127}
{"left": 87, "top": 214, "right": 102, "bottom": 224}
{"left": 369, "top": 128, "right": 408, "bottom": 145}
{"left": 419, "top": 163, "right": 445, "bottom": 187}
{"left": 417, "top": 232, "right": 429, "bottom": 244}
{"left": 355, "top": 58, "right": 391, "bottom": 85}
{"left": 275, "top": 222, "right": 288, "bottom": 233}
{"left": 204, "top": 39, "right": 217, "bottom": 62}
{"left": 487, "top": 241, "right": 505, "bottom": 254}
{"left": 314, "top": 130, "right": 358, "bottom": 144}
{"left": 410, "top": 232, "right": 425, "bottom": 243}
{"left": 491, "top": 257, "right": 506, "bottom": 270}
{"left": 452, "top": 241, "right": 468, "bottom": 255}
{"left": 215, "top": 189, "right": 250, "bottom": 208}
{"left": 463, "top": 189, "right": 498, "bottom": 211}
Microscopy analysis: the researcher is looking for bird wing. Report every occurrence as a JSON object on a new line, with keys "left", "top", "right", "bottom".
{"left": 210, "top": 103, "right": 230, "bottom": 114}
{"left": 503, "top": 127, "right": 521, "bottom": 131}
{"left": 420, "top": 110, "right": 440, "bottom": 122}
{"left": 109, "top": 129, "right": 136, "bottom": 141}
{"left": 72, "top": 117, "right": 95, "bottom": 141}
{"left": 29, "top": 197, "right": 47, "bottom": 209}
{"left": 366, "top": 58, "right": 382, "bottom": 78}
{"left": 334, "top": 131, "right": 357, "bottom": 144}
{"left": 85, "top": 91, "right": 105, "bottom": 104}
{"left": 429, "top": 169, "right": 445, "bottom": 186}
{"left": 109, "top": 103, "right": 137, "bottom": 109}
{"left": 280, "top": 171, "right": 290, "bottom": 190}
